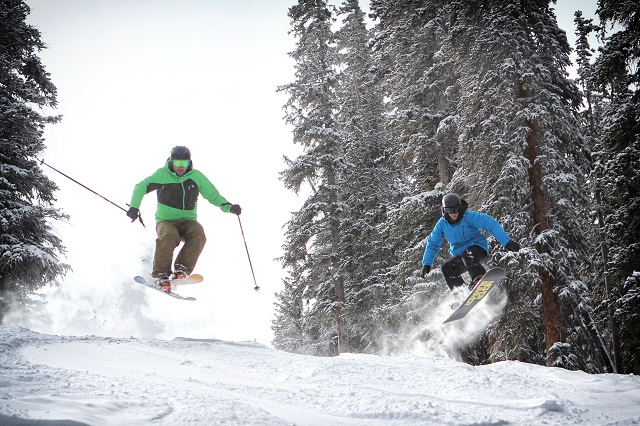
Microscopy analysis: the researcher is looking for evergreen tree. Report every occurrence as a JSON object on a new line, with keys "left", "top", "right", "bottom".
{"left": 275, "top": 0, "right": 349, "bottom": 355}
{"left": 574, "top": 10, "right": 622, "bottom": 372}
{"left": 589, "top": 0, "right": 640, "bottom": 374}
{"left": 0, "top": 0, "right": 69, "bottom": 320}
{"left": 272, "top": 277, "right": 313, "bottom": 353}
{"left": 365, "top": 1, "right": 467, "bottom": 353}
{"left": 333, "top": 0, "right": 404, "bottom": 353}
{"left": 446, "top": 0, "right": 612, "bottom": 371}
{"left": 370, "top": 0, "right": 459, "bottom": 288}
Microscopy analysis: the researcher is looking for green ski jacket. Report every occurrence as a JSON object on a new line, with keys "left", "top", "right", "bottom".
{"left": 129, "top": 159, "right": 232, "bottom": 222}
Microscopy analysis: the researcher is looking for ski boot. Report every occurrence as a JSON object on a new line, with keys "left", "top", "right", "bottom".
{"left": 171, "top": 269, "right": 188, "bottom": 281}
{"left": 469, "top": 275, "right": 483, "bottom": 291}
{"left": 155, "top": 275, "right": 172, "bottom": 292}
{"left": 171, "top": 264, "right": 188, "bottom": 281}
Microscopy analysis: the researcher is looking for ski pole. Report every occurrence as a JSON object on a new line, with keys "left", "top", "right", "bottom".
{"left": 237, "top": 215, "right": 260, "bottom": 292}
{"left": 38, "top": 158, "right": 145, "bottom": 227}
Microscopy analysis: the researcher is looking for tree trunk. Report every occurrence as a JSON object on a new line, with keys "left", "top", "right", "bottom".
{"left": 328, "top": 166, "right": 349, "bottom": 354}
{"left": 333, "top": 276, "right": 349, "bottom": 354}
{"left": 587, "top": 86, "right": 620, "bottom": 371}
{"left": 331, "top": 228, "right": 349, "bottom": 354}
{"left": 596, "top": 190, "right": 620, "bottom": 372}
{"left": 522, "top": 110, "right": 566, "bottom": 366}
{"left": 437, "top": 148, "right": 450, "bottom": 185}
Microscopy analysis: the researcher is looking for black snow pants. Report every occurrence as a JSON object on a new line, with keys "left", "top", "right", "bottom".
{"left": 440, "top": 245, "right": 488, "bottom": 290}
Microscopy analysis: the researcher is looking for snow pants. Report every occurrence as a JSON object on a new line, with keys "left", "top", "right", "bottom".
{"left": 152, "top": 220, "right": 206, "bottom": 278}
{"left": 440, "top": 245, "right": 488, "bottom": 290}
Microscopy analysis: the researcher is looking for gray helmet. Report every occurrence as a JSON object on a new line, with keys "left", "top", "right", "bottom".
{"left": 170, "top": 146, "right": 191, "bottom": 160}
{"left": 442, "top": 193, "right": 462, "bottom": 214}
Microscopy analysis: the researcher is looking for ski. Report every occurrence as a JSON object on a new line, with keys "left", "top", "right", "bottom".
{"left": 169, "top": 273, "right": 204, "bottom": 286}
{"left": 133, "top": 276, "right": 196, "bottom": 301}
{"left": 443, "top": 267, "right": 505, "bottom": 323}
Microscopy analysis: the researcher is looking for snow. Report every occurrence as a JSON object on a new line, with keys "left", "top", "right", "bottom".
{"left": 1, "top": 326, "right": 639, "bottom": 425}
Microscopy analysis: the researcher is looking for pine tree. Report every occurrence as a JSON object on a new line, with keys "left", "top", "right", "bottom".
{"left": 0, "top": 0, "right": 69, "bottom": 320}
{"left": 333, "top": 0, "right": 404, "bottom": 352}
{"left": 360, "top": 1, "right": 466, "bottom": 352}
{"left": 573, "top": 10, "right": 622, "bottom": 372}
{"left": 370, "top": 0, "right": 459, "bottom": 288}
{"left": 589, "top": 0, "right": 640, "bottom": 374}
{"left": 272, "top": 278, "right": 311, "bottom": 353}
{"left": 446, "top": 0, "right": 612, "bottom": 371}
{"left": 275, "top": 0, "right": 349, "bottom": 355}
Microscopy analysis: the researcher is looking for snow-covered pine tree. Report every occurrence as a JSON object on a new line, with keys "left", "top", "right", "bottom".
{"left": 589, "top": 0, "right": 640, "bottom": 375}
{"left": 0, "top": 0, "right": 69, "bottom": 320}
{"left": 446, "top": 0, "right": 612, "bottom": 371}
{"left": 573, "top": 10, "right": 622, "bottom": 373}
{"left": 368, "top": 1, "right": 461, "bottom": 342}
{"left": 275, "top": 0, "right": 349, "bottom": 355}
{"left": 370, "top": 0, "right": 459, "bottom": 280}
{"left": 272, "top": 277, "right": 313, "bottom": 354}
{"left": 333, "top": 0, "right": 404, "bottom": 353}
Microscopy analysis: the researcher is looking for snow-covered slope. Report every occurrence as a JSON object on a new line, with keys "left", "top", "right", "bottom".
{"left": 1, "top": 326, "right": 639, "bottom": 425}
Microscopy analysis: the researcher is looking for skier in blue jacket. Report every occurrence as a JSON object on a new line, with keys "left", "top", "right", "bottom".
{"left": 421, "top": 193, "right": 520, "bottom": 290}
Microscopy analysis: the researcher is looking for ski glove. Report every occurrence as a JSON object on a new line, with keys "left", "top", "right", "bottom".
{"left": 421, "top": 265, "right": 431, "bottom": 277}
{"left": 126, "top": 207, "right": 139, "bottom": 221}
{"left": 230, "top": 204, "right": 242, "bottom": 215}
{"left": 505, "top": 240, "right": 520, "bottom": 252}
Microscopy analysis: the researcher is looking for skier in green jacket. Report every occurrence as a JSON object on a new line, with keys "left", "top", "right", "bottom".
{"left": 126, "top": 146, "right": 241, "bottom": 290}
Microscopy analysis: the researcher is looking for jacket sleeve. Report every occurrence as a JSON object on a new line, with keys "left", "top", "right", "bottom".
{"left": 129, "top": 168, "right": 163, "bottom": 209}
{"left": 195, "top": 171, "right": 232, "bottom": 213}
{"left": 474, "top": 212, "right": 511, "bottom": 246}
{"left": 422, "top": 219, "right": 445, "bottom": 267}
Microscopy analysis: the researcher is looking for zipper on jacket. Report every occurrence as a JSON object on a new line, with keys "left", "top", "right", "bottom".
{"left": 180, "top": 180, "right": 186, "bottom": 210}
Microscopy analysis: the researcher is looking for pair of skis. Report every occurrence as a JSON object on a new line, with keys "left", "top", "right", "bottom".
{"left": 133, "top": 274, "right": 204, "bottom": 301}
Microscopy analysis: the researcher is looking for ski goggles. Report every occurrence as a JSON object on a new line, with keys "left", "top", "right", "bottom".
{"left": 444, "top": 206, "right": 462, "bottom": 214}
{"left": 172, "top": 159, "right": 190, "bottom": 168}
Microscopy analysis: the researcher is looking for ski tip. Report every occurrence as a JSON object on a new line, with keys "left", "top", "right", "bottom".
{"left": 184, "top": 297, "right": 197, "bottom": 301}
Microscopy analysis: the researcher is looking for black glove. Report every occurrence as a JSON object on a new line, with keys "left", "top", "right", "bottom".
{"left": 505, "top": 240, "right": 520, "bottom": 252}
{"left": 126, "top": 207, "right": 139, "bottom": 221}
{"left": 230, "top": 204, "right": 242, "bottom": 215}
{"left": 421, "top": 264, "right": 431, "bottom": 277}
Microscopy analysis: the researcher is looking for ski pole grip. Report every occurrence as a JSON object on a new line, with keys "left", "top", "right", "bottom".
{"left": 126, "top": 203, "right": 146, "bottom": 228}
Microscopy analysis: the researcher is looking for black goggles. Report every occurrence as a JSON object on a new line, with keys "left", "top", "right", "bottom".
{"left": 444, "top": 206, "right": 462, "bottom": 214}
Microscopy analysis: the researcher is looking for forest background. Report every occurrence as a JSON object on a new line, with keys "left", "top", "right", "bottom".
{"left": 271, "top": 0, "right": 640, "bottom": 375}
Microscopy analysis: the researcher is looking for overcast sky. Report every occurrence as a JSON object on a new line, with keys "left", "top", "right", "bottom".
{"left": 16, "top": 0, "right": 597, "bottom": 346}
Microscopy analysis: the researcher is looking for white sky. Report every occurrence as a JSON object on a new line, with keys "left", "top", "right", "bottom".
{"left": 18, "top": 0, "right": 597, "bottom": 346}
{"left": 23, "top": 0, "right": 300, "bottom": 345}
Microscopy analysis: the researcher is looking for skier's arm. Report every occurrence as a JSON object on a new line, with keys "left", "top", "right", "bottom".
{"left": 475, "top": 212, "right": 511, "bottom": 247}
{"left": 129, "top": 169, "right": 163, "bottom": 209}
{"left": 194, "top": 171, "right": 233, "bottom": 213}
{"left": 422, "top": 220, "right": 445, "bottom": 267}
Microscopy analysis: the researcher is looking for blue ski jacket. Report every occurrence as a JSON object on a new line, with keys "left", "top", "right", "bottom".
{"left": 422, "top": 209, "right": 512, "bottom": 267}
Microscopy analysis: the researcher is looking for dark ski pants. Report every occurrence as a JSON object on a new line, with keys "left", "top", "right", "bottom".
{"left": 152, "top": 220, "right": 206, "bottom": 278}
{"left": 441, "top": 245, "right": 488, "bottom": 290}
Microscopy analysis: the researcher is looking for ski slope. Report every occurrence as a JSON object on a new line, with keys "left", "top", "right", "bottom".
{"left": 1, "top": 326, "right": 639, "bottom": 425}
